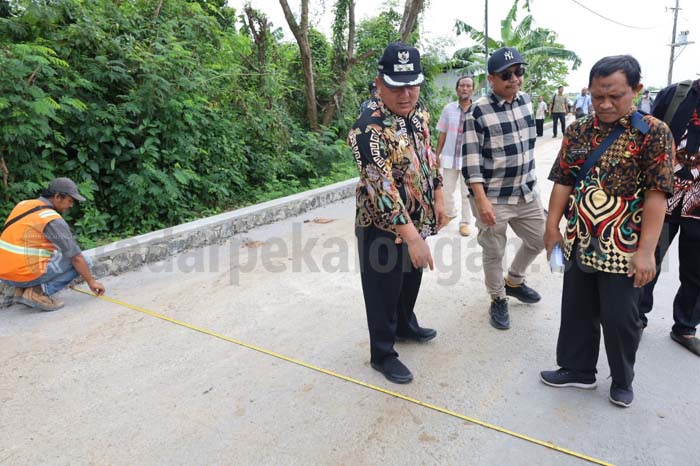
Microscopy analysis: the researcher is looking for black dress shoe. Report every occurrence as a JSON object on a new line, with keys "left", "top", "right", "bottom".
{"left": 395, "top": 327, "right": 437, "bottom": 343}
{"left": 371, "top": 357, "right": 413, "bottom": 384}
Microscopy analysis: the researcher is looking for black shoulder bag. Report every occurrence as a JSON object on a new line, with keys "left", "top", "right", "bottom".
{"left": 1, "top": 206, "right": 52, "bottom": 235}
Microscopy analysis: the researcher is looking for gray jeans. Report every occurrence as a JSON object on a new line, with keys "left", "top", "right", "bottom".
{"left": 469, "top": 196, "right": 546, "bottom": 299}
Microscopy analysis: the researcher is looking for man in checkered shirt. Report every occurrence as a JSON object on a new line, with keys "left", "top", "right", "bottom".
{"left": 461, "top": 47, "right": 545, "bottom": 330}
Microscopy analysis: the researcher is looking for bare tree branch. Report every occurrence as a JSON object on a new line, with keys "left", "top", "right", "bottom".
{"left": 399, "top": 0, "right": 425, "bottom": 43}
{"left": 321, "top": 0, "right": 362, "bottom": 127}
{"left": 25, "top": 65, "right": 40, "bottom": 87}
{"left": 153, "top": 0, "right": 163, "bottom": 19}
{"left": 244, "top": 4, "right": 271, "bottom": 69}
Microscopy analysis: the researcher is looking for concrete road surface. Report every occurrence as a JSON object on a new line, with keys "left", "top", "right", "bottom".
{"left": 1, "top": 132, "right": 698, "bottom": 466}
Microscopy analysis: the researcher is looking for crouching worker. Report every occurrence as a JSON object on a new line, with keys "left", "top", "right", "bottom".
{"left": 0, "top": 177, "right": 106, "bottom": 311}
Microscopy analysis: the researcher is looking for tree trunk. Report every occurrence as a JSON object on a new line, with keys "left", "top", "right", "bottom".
{"left": 279, "top": 0, "right": 319, "bottom": 130}
{"left": 399, "top": 0, "right": 425, "bottom": 43}
{"left": 153, "top": 0, "right": 163, "bottom": 19}
{"left": 243, "top": 6, "right": 270, "bottom": 71}
{"left": 321, "top": 0, "right": 357, "bottom": 127}
{"left": 0, "top": 153, "right": 8, "bottom": 189}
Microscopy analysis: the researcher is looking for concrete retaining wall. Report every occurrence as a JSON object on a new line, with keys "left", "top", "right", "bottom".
{"left": 0, "top": 178, "right": 358, "bottom": 307}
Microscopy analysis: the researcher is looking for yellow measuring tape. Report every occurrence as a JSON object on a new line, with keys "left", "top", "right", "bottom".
{"left": 71, "top": 287, "right": 614, "bottom": 466}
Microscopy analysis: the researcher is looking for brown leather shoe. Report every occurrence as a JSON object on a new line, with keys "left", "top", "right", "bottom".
{"left": 16, "top": 286, "right": 64, "bottom": 312}
{"left": 459, "top": 224, "right": 471, "bottom": 236}
{"left": 12, "top": 287, "right": 25, "bottom": 304}
{"left": 670, "top": 332, "right": 700, "bottom": 357}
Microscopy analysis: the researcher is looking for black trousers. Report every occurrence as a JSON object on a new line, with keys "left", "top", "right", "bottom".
{"left": 640, "top": 218, "right": 700, "bottom": 336}
{"left": 552, "top": 112, "right": 566, "bottom": 136}
{"left": 535, "top": 118, "right": 544, "bottom": 137}
{"left": 556, "top": 254, "right": 643, "bottom": 387}
{"left": 356, "top": 227, "right": 423, "bottom": 364}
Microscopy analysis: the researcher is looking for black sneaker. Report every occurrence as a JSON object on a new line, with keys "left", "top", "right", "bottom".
{"left": 489, "top": 298, "right": 510, "bottom": 330}
{"left": 395, "top": 327, "right": 437, "bottom": 343}
{"left": 371, "top": 357, "right": 413, "bottom": 384}
{"left": 505, "top": 279, "right": 541, "bottom": 304}
{"left": 609, "top": 383, "right": 634, "bottom": 408}
{"left": 540, "top": 368, "right": 597, "bottom": 389}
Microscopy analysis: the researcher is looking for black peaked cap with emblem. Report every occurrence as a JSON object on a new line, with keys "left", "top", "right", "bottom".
{"left": 377, "top": 42, "right": 424, "bottom": 88}
{"left": 487, "top": 47, "right": 528, "bottom": 74}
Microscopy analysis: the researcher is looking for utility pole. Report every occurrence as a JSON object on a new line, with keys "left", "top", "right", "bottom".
{"left": 484, "top": 0, "right": 489, "bottom": 94}
{"left": 667, "top": 0, "right": 680, "bottom": 86}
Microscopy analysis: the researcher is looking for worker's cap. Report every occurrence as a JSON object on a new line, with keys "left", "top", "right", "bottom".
{"left": 48, "top": 177, "right": 86, "bottom": 202}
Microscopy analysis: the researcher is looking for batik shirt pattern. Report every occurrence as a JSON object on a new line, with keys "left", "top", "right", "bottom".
{"left": 667, "top": 104, "right": 700, "bottom": 220}
{"left": 348, "top": 98, "right": 442, "bottom": 239}
{"left": 548, "top": 110, "right": 674, "bottom": 274}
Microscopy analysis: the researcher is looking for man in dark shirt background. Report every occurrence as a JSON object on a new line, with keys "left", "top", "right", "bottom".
{"left": 640, "top": 78, "right": 700, "bottom": 356}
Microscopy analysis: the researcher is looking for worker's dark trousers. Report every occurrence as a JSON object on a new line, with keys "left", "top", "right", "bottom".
{"left": 556, "top": 254, "right": 643, "bottom": 387}
{"left": 356, "top": 227, "right": 423, "bottom": 364}
{"left": 535, "top": 118, "right": 544, "bottom": 137}
{"left": 640, "top": 218, "right": 700, "bottom": 336}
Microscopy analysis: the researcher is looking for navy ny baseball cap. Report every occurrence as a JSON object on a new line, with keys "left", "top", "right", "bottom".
{"left": 487, "top": 47, "right": 528, "bottom": 74}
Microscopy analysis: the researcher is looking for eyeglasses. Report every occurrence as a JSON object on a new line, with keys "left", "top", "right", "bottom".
{"left": 498, "top": 66, "right": 526, "bottom": 81}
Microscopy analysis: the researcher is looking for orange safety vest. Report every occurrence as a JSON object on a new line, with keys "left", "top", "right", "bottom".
{"left": 0, "top": 199, "right": 63, "bottom": 282}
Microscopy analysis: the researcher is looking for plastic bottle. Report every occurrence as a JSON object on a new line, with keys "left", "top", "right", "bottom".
{"left": 550, "top": 244, "right": 565, "bottom": 273}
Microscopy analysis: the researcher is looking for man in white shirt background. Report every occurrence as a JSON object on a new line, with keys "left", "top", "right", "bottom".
{"left": 535, "top": 95, "right": 548, "bottom": 137}
{"left": 573, "top": 86, "right": 592, "bottom": 118}
{"left": 436, "top": 76, "right": 474, "bottom": 236}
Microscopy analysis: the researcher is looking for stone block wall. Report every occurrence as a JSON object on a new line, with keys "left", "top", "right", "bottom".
{"left": 0, "top": 178, "right": 357, "bottom": 308}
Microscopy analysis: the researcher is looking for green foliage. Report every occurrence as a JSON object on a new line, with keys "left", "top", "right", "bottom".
{"left": 355, "top": 9, "right": 403, "bottom": 77}
{"left": 453, "top": 0, "right": 581, "bottom": 97}
{"left": 0, "top": 0, "right": 354, "bottom": 246}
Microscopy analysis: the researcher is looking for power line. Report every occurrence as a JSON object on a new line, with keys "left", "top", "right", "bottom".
{"left": 568, "top": 0, "right": 655, "bottom": 30}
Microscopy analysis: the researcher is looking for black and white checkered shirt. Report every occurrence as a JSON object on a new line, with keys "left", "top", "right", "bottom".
{"left": 461, "top": 91, "right": 538, "bottom": 205}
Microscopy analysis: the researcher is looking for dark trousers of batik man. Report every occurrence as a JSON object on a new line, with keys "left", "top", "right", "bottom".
{"left": 356, "top": 227, "right": 424, "bottom": 364}
{"left": 556, "top": 246, "right": 643, "bottom": 388}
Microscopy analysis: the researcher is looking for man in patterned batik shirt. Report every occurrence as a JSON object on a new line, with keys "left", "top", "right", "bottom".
{"left": 462, "top": 47, "right": 545, "bottom": 331}
{"left": 641, "top": 78, "right": 700, "bottom": 357}
{"left": 348, "top": 42, "right": 447, "bottom": 384}
{"left": 541, "top": 55, "right": 674, "bottom": 408}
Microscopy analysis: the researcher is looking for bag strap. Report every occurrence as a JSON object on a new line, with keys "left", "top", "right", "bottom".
{"left": 576, "top": 111, "right": 650, "bottom": 186}
{"left": 576, "top": 127, "right": 624, "bottom": 185}
{"left": 663, "top": 79, "right": 693, "bottom": 125}
{"left": 1, "top": 206, "right": 52, "bottom": 235}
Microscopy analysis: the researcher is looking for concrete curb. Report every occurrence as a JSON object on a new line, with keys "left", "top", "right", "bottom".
{"left": 85, "top": 177, "right": 358, "bottom": 278}
{"left": 0, "top": 178, "right": 358, "bottom": 307}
